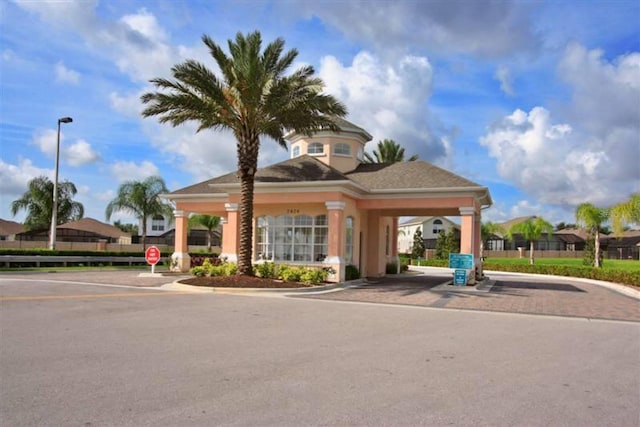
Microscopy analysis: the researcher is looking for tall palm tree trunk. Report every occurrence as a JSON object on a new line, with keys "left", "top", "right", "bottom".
{"left": 529, "top": 240, "right": 535, "bottom": 265}
{"left": 237, "top": 130, "right": 259, "bottom": 276}
{"left": 594, "top": 231, "right": 601, "bottom": 268}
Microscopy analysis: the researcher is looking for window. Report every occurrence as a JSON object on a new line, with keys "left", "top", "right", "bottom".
{"left": 308, "top": 142, "right": 324, "bottom": 155}
{"left": 345, "top": 217, "right": 354, "bottom": 264}
{"left": 255, "top": 214, "right": 328, "bottom": 262}
{"left": 385, "top": 225, "right": 390, "bottom": 256}
{"left": 291, "top": 145, "right": 300, "bottom": 158}
{"left": 151, "top": 215, "right": 165, "bottom": 232}
{"left": 357, "top": 147, "right": 364, "bottom": 161}
{"left": 334, "top": 143, "right": 351, "bottom": 156}
{"left": 432, "top": 219, "right": 444, "bottom": 235}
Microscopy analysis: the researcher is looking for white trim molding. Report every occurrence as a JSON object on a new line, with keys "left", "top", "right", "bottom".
{"left": 325, "top": 201, "right": 346, "bottom": 211}
{"left": 224, "top": 203, "right": 239, "bottom": 212}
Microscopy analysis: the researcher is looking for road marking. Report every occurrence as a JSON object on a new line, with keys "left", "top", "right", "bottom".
{"left": 0, "top": 291, "right": 194, "bottom": 302}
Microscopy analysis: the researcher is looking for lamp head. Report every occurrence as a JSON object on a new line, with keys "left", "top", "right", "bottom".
{"left": 58, "top": 117, "right": 73, "bottom": 124}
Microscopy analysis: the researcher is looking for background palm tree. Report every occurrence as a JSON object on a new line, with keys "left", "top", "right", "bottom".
{"left": 480, "top": 221, "right": 504, "bottom": 259}
{"left": 610, "top": 193, "right": 640, "bottom": 235}
{"left": 363, "top": 139, "right": 418, "bottom": 163}
{"left": 506, "top": 217, "right": 553, "bottom": 265}
{"left": 141, "top": 31, "right": 347, "bottom": 275}
{"left": 105, "top": 176, "right": 173, "bottom": 249}
{"left": 188, "top": 214, "right": 221, "bottom": 252}
{"left": 575, "top": 203, "right": 610, "bottom": 268}
{"left": 11, "top": 176, "right": 84, "bottom": 232}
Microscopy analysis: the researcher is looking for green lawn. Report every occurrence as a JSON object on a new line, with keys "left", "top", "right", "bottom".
{"left": 485, "top": 258, "right": 640, "bottom": 272}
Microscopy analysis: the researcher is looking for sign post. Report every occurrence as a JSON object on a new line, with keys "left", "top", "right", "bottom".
{"left": 145, "top": 246, "right": 161, "bottom": 274}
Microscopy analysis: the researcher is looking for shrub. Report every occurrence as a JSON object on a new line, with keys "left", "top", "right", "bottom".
{"left": 345, "top": 264, "right": 360, "bottom": 280}
{"left": 277, "top": 265, "right": 304, "bottom": 282}
{"left": 385, "top": 262, "right": 398, "bottom": 274}
{"left": 190, "top": 266, "right": 207, "bottom": 277}
{"left": 254, "top": 262, "right": 276, "bottom": 278}
{"left": 300, "top": 268, "right": 328, "bottom": 285}
{"left": 222, "top": 262, "right": 237, "bottom": 276}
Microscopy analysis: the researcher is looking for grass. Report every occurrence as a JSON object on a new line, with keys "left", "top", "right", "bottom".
{"left": 485, "top": 258, "right": 640, "bottom": 272}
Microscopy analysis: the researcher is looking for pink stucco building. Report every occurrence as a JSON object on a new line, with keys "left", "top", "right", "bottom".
{"left": 165, "top": 118, "right": 492, "bottom": 282}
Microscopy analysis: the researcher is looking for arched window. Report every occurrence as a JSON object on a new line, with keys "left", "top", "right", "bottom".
{"left": 334, "top": 143, "right": 351, "bottom": 156}
{"left": 345, "top": 217, "right": 354, "bottom": 264}
{"left": 432, "top": 219, "right": 444, "bottom": 235}
{"left": 291, "top": 145, "right": 300, "bottom": 158}
{"left": 152, "top": 215, "right": 165, "bottom": 232}
{"left": 255, "top": 214, "right": 328, "bottom": 262}
{"left": 307, "top": 142, "right": 324, "bottom": 155}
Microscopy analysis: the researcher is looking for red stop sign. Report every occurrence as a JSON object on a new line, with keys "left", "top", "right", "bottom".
{"left": 145, "top": 246, "right": 161, "bottom": 265}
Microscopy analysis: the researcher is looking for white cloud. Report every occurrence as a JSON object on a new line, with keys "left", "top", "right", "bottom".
{"left": 65, "top": 139, "right": 100, "bottom": 166}
{"left": 291, "top": 1, "right": 539, "bottom": 58}
{"left": 494, "top": 65, "right": 514, "bottom": 96}
{"left": 31, "top": 130, "right": 100, "bottom": 166}
{"left": 0, "top": 158, "right": 51, "bottom": 197}
{"left": 55, "top": 61, "right": 80, "bottom": 84}
{"left": 319, "top": 51, "right": 453, "bottom": 165}
{"left": 110, "top": 160, "right": 160, "bottom": 182}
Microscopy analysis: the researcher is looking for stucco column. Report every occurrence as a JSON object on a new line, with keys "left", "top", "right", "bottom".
{"left": 171, "top": 210, "right": 191, "bottom": 272}
{"left": 324, "top": 201, "right": 345, "bottom": 282}
{"left": 459, "top": 206, "right": 481, "bottom": 283}
{"left": 220, "top": 203, "right": 239, "bottom": 263}
{"left": 392, "top": 217, "right": 400, "bottom": 273}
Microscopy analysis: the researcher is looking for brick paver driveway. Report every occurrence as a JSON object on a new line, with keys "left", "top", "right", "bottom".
{"left": 299, "top": 271, "right": 640, "bottom": 322}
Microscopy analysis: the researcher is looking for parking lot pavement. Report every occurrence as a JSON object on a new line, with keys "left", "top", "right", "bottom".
{"left": 1, "top": 274, "right": 638, "bottom": 426}
{"left": 298, "top": 271, "right": 640, "bottom": 322}
{"left": 0, "top": 269, "right": 189, "bottom": 288}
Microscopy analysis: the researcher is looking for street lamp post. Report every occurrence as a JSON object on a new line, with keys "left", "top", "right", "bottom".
{"left": 49, "top": 116, "right": 73, "bottom": 250}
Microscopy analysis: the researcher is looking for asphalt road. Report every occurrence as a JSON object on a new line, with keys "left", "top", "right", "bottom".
{"left": 1, "top": 276, "right": 638, "bottom": 426}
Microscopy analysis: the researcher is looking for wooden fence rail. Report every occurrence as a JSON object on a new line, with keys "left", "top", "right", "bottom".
{"left": 0, "top": 255, "right": 168, "bottom": 268}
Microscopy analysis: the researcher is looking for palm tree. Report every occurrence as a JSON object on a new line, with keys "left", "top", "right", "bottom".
{"left": 506, "top": 217, "right": 553, "bottom": 265}
{"left": 141, "top": 31, "right": 347, "bottom": 275}
{"left": 11, "top": 176, "right": 84, "bottom": 232}
{"left": 480, "top": 221, "right": 504, "bottom": 259}
{"left": 363, "top": 139, "right": 418, "bottom": 163}
{"left": 575, "top": 203, "right": 610, "bottom": 268}
{"left": 105, "top": 176, "right": 173, "bottom": 249}
{"left": 610, "top": 193, "right": 640, "bottom": 235}
{"left": 188, "top": 214, "right": 221, "bottom": 251}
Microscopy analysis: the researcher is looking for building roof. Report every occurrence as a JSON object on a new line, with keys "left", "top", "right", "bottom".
{"left": 345, "top": 161, "right": 482, "bottom": 191}
{"left": 0, "top": 219, "right": 24, "bottom": 236}
{"left": 171, "top": 155, "right": 350, "bottom": 195}
{"left": 284, "top": 117, "right": 373, "bottom": 142}
{"left": 170, "top": 156, "right": 489, "bottom": 201}
{"left": 58, "top": 218, "right": 131, "bottom": 239}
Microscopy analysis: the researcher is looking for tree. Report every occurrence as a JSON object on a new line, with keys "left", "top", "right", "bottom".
{"left": 480, "top": 221, "right": 504, "bottom": 259}
{"left": 141, "top": 31, "right": 346, "bottom": 275}
{"left": 506, "top": 217, "right": 554, "bottom": 265}
{"left": 575, "top": 203, "right": 609, "bottom": 268}
{"left": 435, "top": 229, "right": 459, "bottom": 260}
{"left": 11, "top": 176, "right": 84, "bottom": 232}
{"left": 188, "top": 214, "right": 221, "bottom": 252}
{"left": 363, "top": 139, "right": 418, "bottom": 163}
{"left": 105, "top": 176, "right": 173, "bottom": 249}
{"left": 113, "top": 220, "right": 139, "bottom": 235}
{"left": 411, "top": 229, "right": 425, "bottom": 259}
{"left": 610, "top": 193, "right": 640, "bottom": 235}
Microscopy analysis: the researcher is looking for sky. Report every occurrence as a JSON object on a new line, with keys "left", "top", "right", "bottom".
{"left": 1, "top": 0, "right": 639, "bottom": 227}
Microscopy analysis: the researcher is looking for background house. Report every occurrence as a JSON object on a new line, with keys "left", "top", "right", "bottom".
{"left": 397, "top": 216, "right": 459, "bottom": 253}
{"left": 16, "top": 218, "right": 131, "bottom": 244}
{"left": 0, "top": 219, "right": 24, "bottom": 241}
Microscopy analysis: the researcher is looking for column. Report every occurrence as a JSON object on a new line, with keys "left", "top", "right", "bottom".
{"left": 459, "top": 206, "right": 479, "bottom": 284}
{"left": 392, "top": 217, "right": 400, "bottom": 274}
{"left": 324, "top": 201, "right": 345, "bottom": 282}
{"left": 220, "top": 203, "right": 239, "bottom": 263}
{"left": 171, "top": 210, "right": 191, "bottom": 272}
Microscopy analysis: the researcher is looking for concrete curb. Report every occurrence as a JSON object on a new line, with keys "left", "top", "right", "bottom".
{"left": 408, "top": 266, "right": 640, "bottom": 300}
{"left": 160, "top": 278, "right": 366, "bottom": 295}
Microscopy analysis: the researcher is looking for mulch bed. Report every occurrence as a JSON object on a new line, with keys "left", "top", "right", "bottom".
{"left": 180, "top": 275, "right": 318, "bottom": 288}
